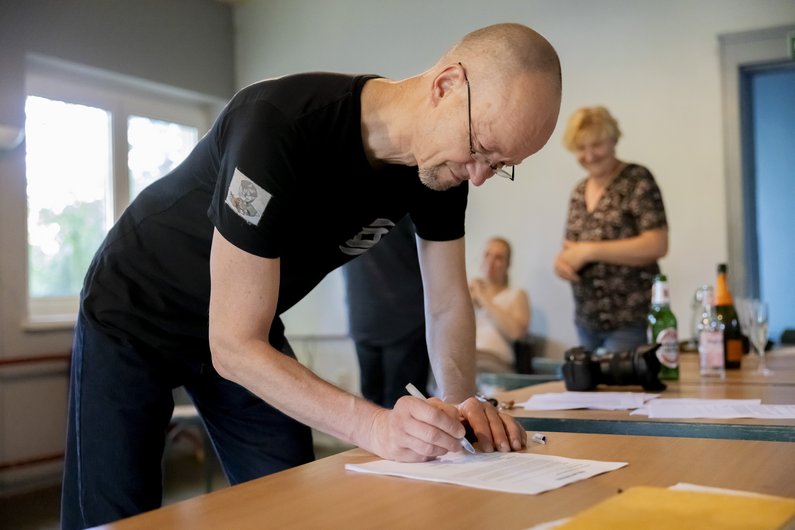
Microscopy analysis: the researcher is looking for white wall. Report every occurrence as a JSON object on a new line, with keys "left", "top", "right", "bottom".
{"left": 234, "top": 0, "right": 795, "bottom": 358}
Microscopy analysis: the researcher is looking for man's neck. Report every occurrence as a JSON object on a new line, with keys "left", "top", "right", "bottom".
{"left": 360, "top": 76, "right": 420, "bottom": 168}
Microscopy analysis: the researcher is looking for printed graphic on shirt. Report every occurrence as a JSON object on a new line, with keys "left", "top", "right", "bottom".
{"left": 339, "top": 218, "right": 395, "bottom": 256}
{"left": 225, "top": 168, "right": 271, "bottom": 225}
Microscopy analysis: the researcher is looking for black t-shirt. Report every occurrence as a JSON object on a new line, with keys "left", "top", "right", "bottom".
{"left": 81, "top": 72, "right": 468, "bottom": 356}
{"left": 343, "top": 215, "right": 425, "bottom": 345}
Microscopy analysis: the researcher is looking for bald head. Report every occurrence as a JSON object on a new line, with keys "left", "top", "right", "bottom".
{"left": 433, "top": 23, "right": 562, "bottom": 165}
{"left": 366, "top": 23, "right": 561, "bottom": 191}
{"left": 437, "top": 23, "right": 561, "bottom": 91}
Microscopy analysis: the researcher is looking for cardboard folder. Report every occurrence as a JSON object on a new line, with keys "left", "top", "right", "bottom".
{"left": 557, "top": 486, "right": 795, "bottom": 530}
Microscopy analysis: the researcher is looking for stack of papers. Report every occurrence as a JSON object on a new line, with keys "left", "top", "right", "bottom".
{"left": 515, "top": 392, "right": 795, "bottom": 419}
{"left": 633, "top": 399, "right": 795, "bottom": 419}
{"left": 631, "top": 398, "right": 760, "bottom": 416}
{"left": 345, "top": 451, "right": 627, "bottom": 495}
{"left": 516, "top": 392, "right": 659, "bottom": 411}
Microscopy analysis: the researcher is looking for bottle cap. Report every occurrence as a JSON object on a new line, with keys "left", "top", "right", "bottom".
{"left": 717, "top": 263, "right": 727, "bottom": 273}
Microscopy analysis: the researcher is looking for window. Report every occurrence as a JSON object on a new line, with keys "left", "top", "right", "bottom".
{"left": 24, "top": 57, "right": 214, "bottom": 325}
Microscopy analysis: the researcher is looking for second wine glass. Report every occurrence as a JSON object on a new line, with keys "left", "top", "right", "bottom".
{"left": 748, "top": 299, "right": 773, "bottom": 376}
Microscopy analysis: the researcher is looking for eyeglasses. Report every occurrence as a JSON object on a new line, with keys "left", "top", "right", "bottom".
{"left": 460, "top": 62, "right": 515, "bottom": 181}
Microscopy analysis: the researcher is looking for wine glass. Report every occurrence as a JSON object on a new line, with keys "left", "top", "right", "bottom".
{"left": 743, "top": 299, "right": 773, "bottom": 376}
{"left": 688, "top": 285, "right": 711, "bottom": 350}
{"left": 736, "top": 297, "right": 753, "bottom": 340}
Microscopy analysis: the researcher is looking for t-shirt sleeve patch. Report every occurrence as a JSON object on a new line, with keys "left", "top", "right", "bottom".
{"left": 224, "top": 167, "right": 271, "bottom": 225}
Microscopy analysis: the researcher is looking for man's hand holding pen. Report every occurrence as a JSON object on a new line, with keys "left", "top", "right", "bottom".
{"left": 363, "top": 390, "right": 527, "bottom": 463}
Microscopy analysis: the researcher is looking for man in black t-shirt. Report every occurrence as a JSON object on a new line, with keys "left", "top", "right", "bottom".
{"left": 62, "top": 23, "right": 562, "bottom": 529}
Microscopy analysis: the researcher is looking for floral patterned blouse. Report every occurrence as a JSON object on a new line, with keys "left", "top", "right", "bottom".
{"left": 565, "top": 163, "right": 668, "bottom": 331}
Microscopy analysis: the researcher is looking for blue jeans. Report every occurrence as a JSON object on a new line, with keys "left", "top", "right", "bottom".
{"left": 575, "top": 323, "right": 648, "bottom": 353}
{"left": 61, "top": 315, "right": 314, "bottom": 530}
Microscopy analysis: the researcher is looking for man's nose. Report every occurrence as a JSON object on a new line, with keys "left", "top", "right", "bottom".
{"left": 468, "top": 161, "right": 494, "bottom": 186}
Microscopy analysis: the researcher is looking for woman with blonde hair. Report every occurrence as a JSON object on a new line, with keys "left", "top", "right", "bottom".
{"left": 555, "top": 106, "right": 668, "bottom": 352}
{"left": 470, "top": 237, "right": 530, "bottom": 372}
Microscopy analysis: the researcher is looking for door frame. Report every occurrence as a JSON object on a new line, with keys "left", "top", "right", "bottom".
{"left": 719, "top": 25, "right": 795, "bottom": 297}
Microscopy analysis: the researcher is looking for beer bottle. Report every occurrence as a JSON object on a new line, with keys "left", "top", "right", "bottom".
{"left": 715, "top": 263, "right": 743, "bottom": 369}
{"left": 647, "top": 274, "right": 679, "bottom": 380}
{"left": 699, "top": 286, "right": 726, "bottom": 378}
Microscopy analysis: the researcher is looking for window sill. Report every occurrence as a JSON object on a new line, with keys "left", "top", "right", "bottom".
{"left": 22, "top": 315, "right": 77, "bottom": 332}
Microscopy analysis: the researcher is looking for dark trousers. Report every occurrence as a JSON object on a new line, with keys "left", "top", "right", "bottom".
{"left": 61, "top": 315, "right": 314, "bottom": 530}
{"left": 575, "top": 323, "right": 648, "bottom": 353}
{"left": 354, "top": 327, "right": 430, "bottom": 409}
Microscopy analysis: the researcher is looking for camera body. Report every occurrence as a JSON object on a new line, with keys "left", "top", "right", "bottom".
{"left": 562, "top": 343, "right": 667, "bottom": 391}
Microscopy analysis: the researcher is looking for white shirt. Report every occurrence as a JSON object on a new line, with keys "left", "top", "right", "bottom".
{"left": 475, "top": 287, "right": 528, "bottom": 365}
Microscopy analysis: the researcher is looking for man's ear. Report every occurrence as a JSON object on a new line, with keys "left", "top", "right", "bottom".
{"left": 430, "top": 64, "right": 466, "bottom": 106}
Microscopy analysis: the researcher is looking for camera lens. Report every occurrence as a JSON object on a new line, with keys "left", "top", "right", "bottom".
{"left": 598, "top": 350, "right": 639, "bottom": 386}
{"left": 563, "top": 344, "right": 666, "bottom": 391}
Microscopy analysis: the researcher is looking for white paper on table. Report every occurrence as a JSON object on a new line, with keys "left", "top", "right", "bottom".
{"left": 644, "top": 401, "right": 795, "bottom": 419}
{"left": 516, "top": 391, "right": 659, "bottom": 411}
{"left": 345, "top": 451, "right": 627, "bottom": 495}
{"left": 630, "top": 398, "right": 761, "bottom": 416}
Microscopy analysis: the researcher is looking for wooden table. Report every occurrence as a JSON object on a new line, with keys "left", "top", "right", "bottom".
{"left": 499, "top": 379, "right": 795, "bottom": 441}
{"left": 95, "top": 432, "right": 795, "bottom": 530}
{"left": 677, "top": 349, "right": 795, "bottom": 386}
{"left": 490, "top": 348, "right": 795, "bottom": 441}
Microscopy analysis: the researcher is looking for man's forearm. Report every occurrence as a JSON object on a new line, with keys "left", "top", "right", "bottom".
{"left": 212, "top": 338, "right": 382, "bottom": 448}
{"left": 426, "top": 306, "right": 477, "bottom": 403}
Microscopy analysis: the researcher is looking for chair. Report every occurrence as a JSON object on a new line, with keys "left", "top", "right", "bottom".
{"left": 513, "top": 335, "right": 537, "bottom": 374}
{"left": 476, "top": 335, "right": 562, "bottom": 393}
{"left": 514, "top": 334, "right": 562, "bottom": 376}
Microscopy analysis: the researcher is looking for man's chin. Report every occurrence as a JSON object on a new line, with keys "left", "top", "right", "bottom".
{"left": 418, "top": 167, "right": 459, "bottom": 191}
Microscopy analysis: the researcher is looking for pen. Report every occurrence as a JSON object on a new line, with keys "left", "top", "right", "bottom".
{"left": 532, "top": 432, "right": 547, "bottom": 445}
{"left": 405, "top": 383, "right": 476, "bottom": 454}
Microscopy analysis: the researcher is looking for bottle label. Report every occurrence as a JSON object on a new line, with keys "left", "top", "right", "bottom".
{"left": 655, "top": 328, "right": 679, "bottom": 368}
{"left": 699, "top": 330, "right": 725, "bottom": 370}
{"left": 651, "top": 282, "right": 670, "bottom": 305}
{"left": 726, "top": 339, "right": 743, "bottom": 363}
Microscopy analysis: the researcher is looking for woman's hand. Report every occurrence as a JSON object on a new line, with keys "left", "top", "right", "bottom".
{"left": 469, "top": 278, "right": 490, "bottom": 307}
{"left": 554, "top": 240, "right": 590, "bottom": 282}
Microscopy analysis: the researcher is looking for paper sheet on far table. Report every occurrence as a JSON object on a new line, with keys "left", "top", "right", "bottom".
{"left": 516, "top": 391, "right": 659, "bottom": 411}
{"left": 640, "top": 400, "right": 795, "bottom": 419}
{"left": 630, "top": 398, "right": 761, "bottom": 416}
{"left": 345, "top": 451, "right": 627, "bottom": 495}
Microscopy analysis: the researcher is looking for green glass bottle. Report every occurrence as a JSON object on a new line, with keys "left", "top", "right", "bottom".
{"left": 647, "top": 274, "right": 679, "bottom": 380}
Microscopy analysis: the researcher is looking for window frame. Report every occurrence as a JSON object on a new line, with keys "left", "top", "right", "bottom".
{"left": 23, "top": 56, "right": 217, "bottom": 328}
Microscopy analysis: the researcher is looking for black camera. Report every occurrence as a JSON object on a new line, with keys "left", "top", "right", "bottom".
{"left": 562, "top": 343, "right": 667, "bottom": 391}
